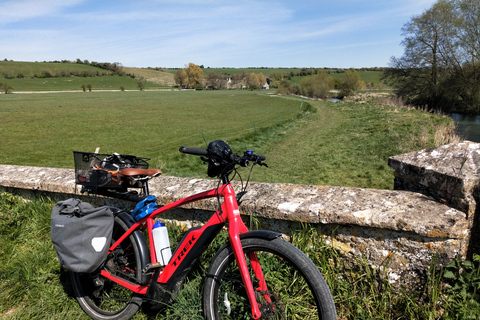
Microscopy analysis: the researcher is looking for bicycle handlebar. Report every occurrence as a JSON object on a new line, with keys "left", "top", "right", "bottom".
{"left": 179, "top": 146, "right": 267, "bottom": 168}
{"left": 178, "top": 146, "right": 208, "bottom": 156}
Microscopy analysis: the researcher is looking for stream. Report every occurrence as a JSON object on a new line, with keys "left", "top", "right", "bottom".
{"left": 451, "top": 113, "right": 480, "bottom": 142}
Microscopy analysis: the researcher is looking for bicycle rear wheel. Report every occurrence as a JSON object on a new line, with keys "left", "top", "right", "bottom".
{"left": 203, "top": 237, "right": 337, "bottom": 320}
{"left": 70, "top": 212, "right": 149, "bottom": 320}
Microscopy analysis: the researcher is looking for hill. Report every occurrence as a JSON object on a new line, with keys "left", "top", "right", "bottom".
{"left": 0, "top": 60, "right": 113, "bottom": 78}
{"left": 0, "top": 61, "right": 169, "bottom": 91}
{"left": 122, "top": 67, "right": 175, "bottom": 86}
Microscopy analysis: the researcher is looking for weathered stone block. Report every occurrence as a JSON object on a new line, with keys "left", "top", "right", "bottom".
{"left": 389, "top": 141, "right": 480, "bottom": 224}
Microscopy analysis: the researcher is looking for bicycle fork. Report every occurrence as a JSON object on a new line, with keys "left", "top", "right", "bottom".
{"left": 223, "top": 185, "right": 267, "bottom": 319}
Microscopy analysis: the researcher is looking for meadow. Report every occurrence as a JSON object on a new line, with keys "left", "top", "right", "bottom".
{"left": 0, "top": 60, "right": 113, "bottom": 77}
{"left": 1, "top": 61, "right": 384, "bottom": 92}
{"left": 0, "top": 75, "right": 169, "bottom": 92}
{"left": 0, "top": 89, "right": 455, "bottom": 189}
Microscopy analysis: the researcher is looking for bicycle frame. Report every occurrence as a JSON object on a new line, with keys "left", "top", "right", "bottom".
{"left": 100, "top": 183, "right": 265, "bottom": 319}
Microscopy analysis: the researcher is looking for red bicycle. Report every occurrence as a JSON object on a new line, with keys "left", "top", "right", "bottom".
{"left": 70, "top": 140, "right": 337, "bottom": 319}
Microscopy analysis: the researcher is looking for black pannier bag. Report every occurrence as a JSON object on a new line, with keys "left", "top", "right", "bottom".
{"left": 51, "top": 198, "right": 113, "bottom": 273}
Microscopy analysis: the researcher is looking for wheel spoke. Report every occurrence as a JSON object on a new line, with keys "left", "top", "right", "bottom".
{"left": 203, "top": 237, "right": 337, "bottom": 320}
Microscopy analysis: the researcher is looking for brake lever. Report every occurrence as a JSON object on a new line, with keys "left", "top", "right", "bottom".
{"left": 253, "top": 157, "right": 268, "bottom": 168}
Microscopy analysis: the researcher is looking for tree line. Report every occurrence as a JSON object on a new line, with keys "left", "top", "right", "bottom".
{"left": 174, "top": 63, "right": 368, "bottom": 99}
{"left": 174, "top": 63, "right": 268, "bottom": 90}
{"left": 276, "top": 69, "right": 366, "bottom": 99}
{"left": 383, "top": 0, "right": 480, "bottom": 114}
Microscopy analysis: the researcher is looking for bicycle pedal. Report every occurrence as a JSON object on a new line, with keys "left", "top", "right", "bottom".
{"left": 142, "top": 262, "right": 163, "bottom": 275}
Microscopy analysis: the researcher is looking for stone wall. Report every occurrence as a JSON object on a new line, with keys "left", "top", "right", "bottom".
{"left": 389, "top": 140, "right": 480, "bottom": 257}
{"left": 0, "top": 141, "right": 477, "bottom": 287}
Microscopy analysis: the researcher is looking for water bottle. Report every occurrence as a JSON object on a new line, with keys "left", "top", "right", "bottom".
{"left": 152, "top": 221, "right": 172, "bottom": 266}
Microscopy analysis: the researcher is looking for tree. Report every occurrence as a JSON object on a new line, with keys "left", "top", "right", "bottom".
{"left": 205, "top": 72, "right": 227, "bottom": 90}
{"left": 299, "top": 71, "right": 334, "bottom": 99}
{"left": 0, "top": 83, "right": 13, "bottom": 94}
{"left": 257, "top": 73, "right": 267, "bottom": 88}
{"left": 338, "top": 68, "right": 365, "bottom": 98}
{"left": 276, "top": 79, "right": 291, "bottom": 95}
{"left": 383, "top": 0, "right": 480, "bottom": 113}
{"left": 137, "top": 77, "right": 145, "bottom": 91}
{"left": 174, "top": 68, "right": 188, "bottom": 88}
{"left": 186, "top": 62, "right": 204, "bottom": 89}
{"left": 246, "top": 73, "right": 261, "bottom": 90}
{"left": 230, "top": 71, "right": 248, "bottom": 89}
{"left": 174, "top": 63, "right": 204, "bottom": 89}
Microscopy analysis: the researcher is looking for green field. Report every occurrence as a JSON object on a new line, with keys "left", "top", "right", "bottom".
{"left": 194, "top": 67, "right": 383, "bottom": 84}
{"left": 0, "top": 75, "right": 170, "bottom": 92}
{"left": 0, "top": 60, "right": 112, "bottom": 77}
{"left": 0, "top": 90, "right": 454, "bottom": 189}
{"left": 1, "top": 61, "right": 384, "bottom": 93}
{"left": 0, "top": 61, "right": 170, "bottom": 91}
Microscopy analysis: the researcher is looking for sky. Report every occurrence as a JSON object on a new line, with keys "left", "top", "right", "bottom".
{"left": 0, "top": 0, "right": 437, "bottom": 69}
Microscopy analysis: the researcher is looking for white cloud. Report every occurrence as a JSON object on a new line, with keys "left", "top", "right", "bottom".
{"left": 0, "top": 0, "right": 86, "bottom": 24}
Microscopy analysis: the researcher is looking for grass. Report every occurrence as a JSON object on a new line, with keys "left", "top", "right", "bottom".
{"left": 288, "top": 70, "right": 383, "bottom": 85}
{"left": 0, "top": 61, "right": 171, "bottom": 91}
{"left": 123, "top": 67, "right": 175, "bottom": 86}
{"left": 0, "top": 60, "right": 113, "bottom": 78}
{"left": 0, "top": 90, "right": 456, "bottom": 189}
{"left": 1, "top": 192, "right": 479, "bottom": 319}
{"left": 0, "top": 75, "right": 168, "bottom": 92}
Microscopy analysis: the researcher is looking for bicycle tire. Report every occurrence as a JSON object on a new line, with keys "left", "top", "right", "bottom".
{"left": 70, "top": 212, "right": 149, "bottom": 320}
{"left": 203, "top": 237, "right": 337, "bottom": 320}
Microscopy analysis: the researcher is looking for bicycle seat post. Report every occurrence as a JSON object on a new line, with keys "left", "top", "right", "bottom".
{"left": 142, "top": 181, "right": 150, "bottom": 197}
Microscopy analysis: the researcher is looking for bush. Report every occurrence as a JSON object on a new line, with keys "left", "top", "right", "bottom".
{"left": 443, "top": 254, "right": 480, "bottom": 319}
{"left": 0, "top": 83, "right": 13, "bottom": 94}
{"left": 338, "top": 68, "right": 365, "bottom": 98}
{"left": 276, "top": 79, "right": 290, "bottom": 95}
{"left": 300, "top": 72, "right": 333, "bottom": 99}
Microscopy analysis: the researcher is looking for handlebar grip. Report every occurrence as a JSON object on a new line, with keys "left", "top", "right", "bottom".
{"left": 257, "top": 155, "right": 266, "bottom": 161}
{"left": 179, "top": 146, "right": 208, "bottom": 156}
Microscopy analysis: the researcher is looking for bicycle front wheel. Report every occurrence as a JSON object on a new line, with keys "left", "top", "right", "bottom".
{"left": 203, "top": 237, "right": 337, "bottom": 320}
{"left": 70, "top": 212, "right": 149, "bottom": 320}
